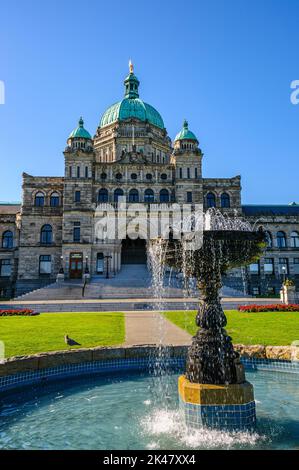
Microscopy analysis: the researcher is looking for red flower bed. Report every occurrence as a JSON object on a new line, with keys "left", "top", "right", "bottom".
{"left": 0, "top": 309, "right": 39, "bottom": 316}
{"left": 238, "top": 304, "right": 299, "bottom": 312}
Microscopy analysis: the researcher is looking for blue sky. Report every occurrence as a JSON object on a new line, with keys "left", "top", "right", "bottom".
{"left": 0, "top": 0, "right": 298, "bottom": 203}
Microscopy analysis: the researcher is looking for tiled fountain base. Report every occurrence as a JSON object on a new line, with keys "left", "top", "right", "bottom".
{"left": 179, "top": 399, "right": 256, "bottom": 431}
{"left": 178, "top": 375, "right": 256, "bottom": 431}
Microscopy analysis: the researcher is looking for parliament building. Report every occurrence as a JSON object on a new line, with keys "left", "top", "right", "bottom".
{"left": 1, "top": 64, "right": 299, "bottom": 298}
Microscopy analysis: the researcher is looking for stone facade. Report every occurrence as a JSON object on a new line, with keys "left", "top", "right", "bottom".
{"left": 0, "top": 65, "right": 298, "bottom": 298}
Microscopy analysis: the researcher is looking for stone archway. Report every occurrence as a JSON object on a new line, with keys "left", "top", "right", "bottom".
{"left": 121, "top": 236, "right": 147, "bottom": 264}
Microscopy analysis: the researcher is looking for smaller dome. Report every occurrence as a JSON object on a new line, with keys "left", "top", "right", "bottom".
{"left": 69, "top": 117, "right": 92, "bottom": 139}
{"left": 175, "top": 120, "right": 198, "bottom": 142}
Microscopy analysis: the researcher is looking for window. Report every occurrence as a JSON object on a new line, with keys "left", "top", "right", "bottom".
{"left": 50, "top": 193, "right": 60, "bottom": 207}
{"left": 2, "top": 231, "right": 13, "bottom": 249}
{"left": 291, "top": 231, "right": 299, "bottom": 248}
{"left": 69, "top": 166, "right": 73, "bottom": 178}
{"left": 171, "top": 190, "right": 175, "bottom": 203}
{"left": 279, "top": 258, "right": 289, "bottom": 274}
{"left": 40, "top": 225, "right": 52, "bottom": 245}
{"left": 77, "top": 166, "right": 80, "bottom": 178}
{"left": 221, "top": 193, "right": 230, "bottom": 208}
{"left": 187, "top": 192, "right": 192, "bottom": 203}
{"left": 75, "top": 191, "right": 81, "bottom": 203}
{"left": 249, "top": 261, "right": 260, "bottom": 274}
{"left": 85, "top": 166, "right": 89, "bottom": 178}
{"left": 128, "top": 189, "right": 139, "bottom": 203}
{"left": 0, "top": 259, "right": 11, "bottom": 277}
{"left": 206, "top": 192, "right": 216, "bottom": 208}
{"left": 114, "top": 188, "right": 124, "bottom": 202}
{"left": 146, "top": 173, "right": 152, "bottom": 180}
{"left": 160, "top": 189, "right": 169, "bottom": 203}
{"left": 252, "top": 287, "right": 260, "bottom": 296}
{"left": 100, "top": 172, "right": 107, "bottom": 180}
{"left": 277, "top": 231, "right": 287, "bottom": 248}
{"left": 144, "top": 189, "right": 154, "bottom": 203}
{"left": 265, "top": 231, "right": 272, "bottom": 248}
{"left": 98, "top": 188, "right": 108, "bottom": 203}
{"left": 39, "top": 255, "right": 51, "bottom": 275}
{"left": 35, "top": 192, "right": 45, "bottom": 207}
{"left": 115, "top": 173, "right": 122, "bottom": 180}
{"left": 73, "top": 222, "right": 81, "bottom": 242}
{"left": 187, "top": 168, "right": 190, "bottom": 179}
{"left": 294, "top": 258, "right": 299, "bottom": 274}
{"left": 195, "top": 168, "right": 198, "bottom": 179}
{"left": 160, "top": 173, "right": 167, "bottom": 180}
{"left": 179, "top": 168, "right": 182, "bottom": 179}
{"left": 264, "top": 258, "right": 274, "bottom": 274}
{"left": 131, "top": 173, "right": 137, "bottom": 180}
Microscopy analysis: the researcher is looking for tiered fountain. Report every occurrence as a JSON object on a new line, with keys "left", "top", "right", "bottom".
{"left": 154, "top": 209, "right": 266, "bottom": 430}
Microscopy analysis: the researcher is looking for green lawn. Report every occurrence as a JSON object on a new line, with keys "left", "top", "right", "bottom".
{"left": 0, "top": 312, "right": 125, "bottom": 358}
{"left": 163, "top": 310, "right": 299, "bottom": 346}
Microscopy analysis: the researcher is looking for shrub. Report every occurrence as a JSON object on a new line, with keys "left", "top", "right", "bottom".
{"left": 0, "top": 309, "right": 39, "bottom": 316}
{"left": 238, "top": 304, "right": 299, "bottom": 313}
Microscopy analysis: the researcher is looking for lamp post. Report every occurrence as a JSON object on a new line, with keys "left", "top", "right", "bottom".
{"left": 85, "top": 255, "right": 89, "bottom": 274}
{"left": 282, "top": 265, "right": 286, "bottom": 285}
{"left": 59, "top": 256, "right": 64, "bottom": 274}
{"left": 104, "top": 254, "right": 112, "bottom": 279}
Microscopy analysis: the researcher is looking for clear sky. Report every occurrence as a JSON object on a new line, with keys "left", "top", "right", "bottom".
{"left": 0, "top": 0, "right": 298, "bottom": 204}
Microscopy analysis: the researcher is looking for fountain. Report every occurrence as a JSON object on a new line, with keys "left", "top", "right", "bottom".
{"left": 153, "top": 209, "right": 266, "bottom": 431}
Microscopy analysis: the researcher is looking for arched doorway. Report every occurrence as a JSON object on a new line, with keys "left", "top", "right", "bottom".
{"left": 121, "top": 236, "right": 146, "bottom": 264}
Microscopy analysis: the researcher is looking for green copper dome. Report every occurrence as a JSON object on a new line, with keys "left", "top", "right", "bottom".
{"left": 69, "top": 117, "right": 92, "bottom": 139}
{"left": 175, "top": 120, "right": 198, "bottom": 142}
{"left": 100, "top": 63, "right": 165, "bottom": 129}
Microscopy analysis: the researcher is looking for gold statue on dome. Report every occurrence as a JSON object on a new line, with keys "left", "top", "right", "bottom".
{"left": 129, "top": 59, "right": 134, "bottom": 74}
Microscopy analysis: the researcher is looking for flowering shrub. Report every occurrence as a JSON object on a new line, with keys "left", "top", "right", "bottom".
{"left": 238, "top": 304, "right": 299, "bottom": 312}
{"left": 0, "top": 309, "right": 39, "bottom": 316}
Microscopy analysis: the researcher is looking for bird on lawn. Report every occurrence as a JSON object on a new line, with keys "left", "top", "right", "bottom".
{"left": 64, "top": 334, "right": 80, "bottom": 346}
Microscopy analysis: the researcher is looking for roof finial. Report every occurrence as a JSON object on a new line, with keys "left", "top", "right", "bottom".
{"left": 129, "top": 59, "right": 134, "bottom": 74}
{"left": 183, "top": 119, "right": 188, "bottom": 129}
{"left": 79, "top": 116, "right": 84, "bottom": 127}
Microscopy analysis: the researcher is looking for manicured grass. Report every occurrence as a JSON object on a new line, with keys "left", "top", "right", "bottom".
{"left": 0, "top": 312, "right": 125, "bottom": 358}
{"left": 163, "top": 310, "right": 299, "bottom": 346}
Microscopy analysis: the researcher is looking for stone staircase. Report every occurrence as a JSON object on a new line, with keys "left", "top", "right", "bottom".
{"left": 14, "top": 264, "right": 249, "bottom": 302}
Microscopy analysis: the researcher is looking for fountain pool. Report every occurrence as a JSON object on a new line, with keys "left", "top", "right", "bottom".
{"left": 0, "top": 367, "right": 298, "bottom": 450}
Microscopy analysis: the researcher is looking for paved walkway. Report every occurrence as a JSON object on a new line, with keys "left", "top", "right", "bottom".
{"left": 124, "top": 311, "right": 192, "bottom": 346}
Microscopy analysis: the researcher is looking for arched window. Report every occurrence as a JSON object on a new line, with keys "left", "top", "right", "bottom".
{"left": 114, "top": 188, "right": 124, "bottom": 202}
{"left": 160, "top": 173, "right": 167, "bottom": 180}
{"left": 277, "top": 231, "right": 287, "bottom": 248}
{"left": 291, "top": 231, "right": 299, "bottom": 248}
{"left": 50, "top": 192, "right": 60, "bottom": 207}
{"left": 131, "top": 173, "right": 137, "bottom": 180}
{"left": 115, "top": 173, "right": 122, "bottom": 180}
{"left": 160, "top": 189, "right": 169, "bottom": 203}
{"left": 144, "top": 189, "right": 154, "bottom": 203}
{"left": 100, "top": 172, "right": 107, "bottom": 180}
{"left": 40, "top": 225, "right": 52, "bottom": 245}
{"left": 98, "top": 188, "right": 109, "bottom": 203}
{"left": 221, "top": 193, "right": 230, "bottom": 208}
{"left": 2, "top": 231, "right": 13, "bottom": 249}
{"left": 265, "top": 231, "right": 273, "bottom": 248}
{"left": 206, "top": 192, "right": 216, "bottom": 208}
{"left": 35, "top": 192, "right": 45, "bottom": 207}
{"left": 146, "top": 173, "right": 153, "bottom": 180}
{"left": 128, "top": 189, "right": 139, "bottom": 203}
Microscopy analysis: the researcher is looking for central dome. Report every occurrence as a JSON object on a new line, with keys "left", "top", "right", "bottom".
{"left": 100, "top": 62, "right": 165, "bottom": 129}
